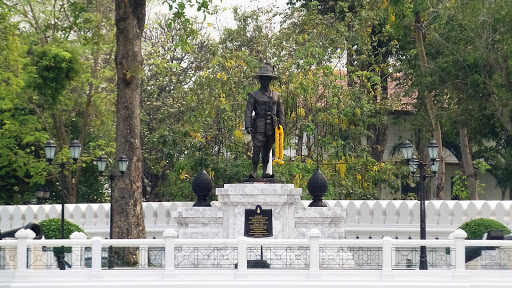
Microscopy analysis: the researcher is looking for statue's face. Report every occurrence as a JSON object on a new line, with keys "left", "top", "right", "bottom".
{"left": 259, "top": 76, "right": 272, "bottom": 88}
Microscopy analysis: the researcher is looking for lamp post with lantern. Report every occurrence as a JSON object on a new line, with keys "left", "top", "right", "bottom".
{"left": 400, "top": 139, "right": 440, "bottom": 270}
{"left": 96, "top": 155, "right": 128, "bottom": 269}
{"left": 35, "top": 186, "right": 50, "bottom": 204}
{"left": 43, "top": 139, "right": 82, "bottom": 270}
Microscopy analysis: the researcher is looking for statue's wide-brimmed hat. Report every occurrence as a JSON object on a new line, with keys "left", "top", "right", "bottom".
{"left": 252, "top": 62, "right": 278, "bottom": 80}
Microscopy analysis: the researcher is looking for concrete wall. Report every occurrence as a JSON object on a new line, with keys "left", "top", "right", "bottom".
{"left": 2, "top": 201, "right": 511, "bottom": 239}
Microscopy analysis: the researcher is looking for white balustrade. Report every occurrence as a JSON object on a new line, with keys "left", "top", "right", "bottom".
{"left": 372, "top": 201, "right": 385, "bottom": 224}
{"left": 144, "top": 204, "right": 156, "bottom": 226}
{"left": 452, "top": 201, "right": 469, "bottom": 226}
{"left": 449, "top": 229, "right": 467, "bottom": 272}
{"left": 385, "top": 201, "right": 399, "bottom": 224}
{"left": 48, "top": 205, "right": 59, "bottom": 219}
{"left": 411, "top": 201, "right": 420, "bottom": 224}
{"left": 467, "top": 201, "right": 481, "bottom": 220}
{"left": 5, "top": 228, "right": 512, "bottom": 272}
{"left": 359, "top": 201, "right": 373, "bottom": 224}
{"left": 96, "top": 204, "right": 108, "bottom": 227}
{"left": 495, "top": 201, "right": 509, "bottom": 225}
{"left": 237, "top": 237, "right": 247, "bottom": 271}
{"left": 439, "top": 201, "right": 454, "bottom": 225}
{"left": 70, "top": 231, "right": 87, "bottom": 269}
{"left": 84, "top": 204, "right": 95, "bottom": 227}
{"left": 308, "top": 229, "right": 321, "bottom": 271}
{"left": 14, "top": 229, "right": 35, "bottom": 271}
{"left": 157, "top": 202, "right": 172, "bottom": 225}
{"left": 24, "top": 205, "right": 35, "bottom": 224}
{"left": 344, "top": 201, "right": 360, "bottom": 224}
{"left": 381, "top": 236, "right": 392, "bottom": 271}
{"left": 12, "top": 206, "right": 23, "bottom": 228}
{"left": 163, "top": 228, "right": 177, "bottom": 271}
{"left": 425, "top": 201, "right": 440, "bottom": 225}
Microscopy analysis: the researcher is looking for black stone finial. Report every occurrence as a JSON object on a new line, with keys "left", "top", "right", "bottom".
{"left": 307, "top": 168, "right": 328, "bottom": 207}
{"left": 192, "top": 169, "right": 213, "bottom": 207}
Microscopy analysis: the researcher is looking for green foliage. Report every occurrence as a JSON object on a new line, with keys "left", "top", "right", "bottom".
{"left": 158, "top": 154, "right": 251, "bottom": 202}
{"left": 479, "top": 146, "right": 512, "bottom": 199}
{"left": 473, "top": 160, "right": 491, "bottom": 174}
{"left": 39, "top": 218, "right": 85, "bottom": 240}
{"left": 402, "top": 192, "right": 418, "bottom": 200}
{"left": 77, "top": 161, "right": 109, "bottom": 203}
{"left": 451, "top": 160, "right": 492, "bottom": 200}
{"left": 30, "top": 46, "right": 80, "bottom": 107}
{"left": 0, "top": 7, "right": 49, "bottom": 204}
{"left": 451, "top": 171, "right": 470, "bottom": 200}
{"left": 162, "top": 0, "right": 212, "bottom": 49}
{"left": 458, "top": 218, "right": 511, "bottom": 240}
{"left": 0, "top": 0, "right": 117, "bottom": 204}
{"left": 141, "top": 14, "right": 215, "bottom": 201}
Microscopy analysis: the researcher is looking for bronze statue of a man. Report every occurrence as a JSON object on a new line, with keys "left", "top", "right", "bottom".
{"left": 245, "top": 62, "right": 285, "bottom": 178}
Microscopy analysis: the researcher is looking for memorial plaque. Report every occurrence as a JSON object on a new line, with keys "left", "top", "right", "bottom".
{"left": 244, "top": 205, "right": 273, "bottom": 238}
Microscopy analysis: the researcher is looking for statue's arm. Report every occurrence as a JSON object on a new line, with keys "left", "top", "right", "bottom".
{"left": 244, "top": 93, "right": 255, "bottom": 129}
{"left": 278, "top": 96, "right": 285, "bottom": 127}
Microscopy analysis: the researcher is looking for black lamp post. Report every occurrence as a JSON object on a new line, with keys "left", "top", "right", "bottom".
{"left": 35, "top": 186, "right": 50, "bottom": 204}
{"left": 96, "top": 155, "right": 128, "bottom": 269}
{"left": 400, "top": 139, "right": 440, "bottom": 270}
{"left": 44, "top": 139, "right": 82, "bottom": 270}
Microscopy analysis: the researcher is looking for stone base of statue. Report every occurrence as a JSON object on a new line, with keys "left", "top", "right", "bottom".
{"left": 172, "top": 206, "right": 223, "bottom": 239}
{"left": 295, "top": 207, "right": 344, "bottom": 239}
{"left": 173, "top": 183, "right": 346, "bottom": 240}
{"left": 171, "top": 183, "right": 352, "bottom": 268}
{"left": 217, "top": 183, "right": 302, "bottom": 239}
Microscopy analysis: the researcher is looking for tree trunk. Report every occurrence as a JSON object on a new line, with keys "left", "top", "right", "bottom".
{"left": 414, "top": 128, "right": 434, "bottom": 200}
{"left": 296, "top": 130, "right": 304, "bottom": 160}
{"left": 369, "top": 123, "right": 388, "bottom": 162}
{"left": 414, "top": 12, "right": 445, "bottom": 199}
{"left": 306, "top": 134, "right": 313, "bottom": 158}
{"left": 459, "top": 127, "right": 478, "bottom": 200}
{"left": 114, "top": 0, "right": 146, "bottom": 248}
{"left": 369, "top": 68, "right": 390, "bottom": 162}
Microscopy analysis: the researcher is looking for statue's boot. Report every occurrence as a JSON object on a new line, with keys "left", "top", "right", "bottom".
{"left": 262, "top": 162, "right": 272, "bottom": 178}
{"left": 251, "top": 147, "right": 261, "bottom": 179}
{"left": 249, "top": 163, "right": 258, "bottom": 179}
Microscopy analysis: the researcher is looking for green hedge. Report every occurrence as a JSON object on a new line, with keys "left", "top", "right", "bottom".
{"left": 458, "top": 218, "right": 511, "bottom": 240}
{"left": 39, "top": 218, "right": 85, "bottom": 239}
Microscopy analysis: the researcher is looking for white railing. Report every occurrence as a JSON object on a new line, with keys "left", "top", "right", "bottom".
{"left": 2, "top": 228, "right": 512, "bottom": 272}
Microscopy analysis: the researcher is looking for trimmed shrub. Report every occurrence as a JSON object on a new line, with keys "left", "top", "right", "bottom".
{"left": 458, "top": 218, "right": 511, "bottom": 240}
{"left": 39, "top": 218, "right": 85, "bottom": 239}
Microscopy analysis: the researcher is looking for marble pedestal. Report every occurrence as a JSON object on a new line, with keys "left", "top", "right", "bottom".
{"left": 173, "top": 183, "right": 345, "bottom": 239}
{"left": 295, "top": 207, "right": 344, "bottom": 239}
{"left": 172, "top": 206, "right": 223, "bottom": 239}
{"left": 217, "top": 183, "right": 302, "bottom": 239}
